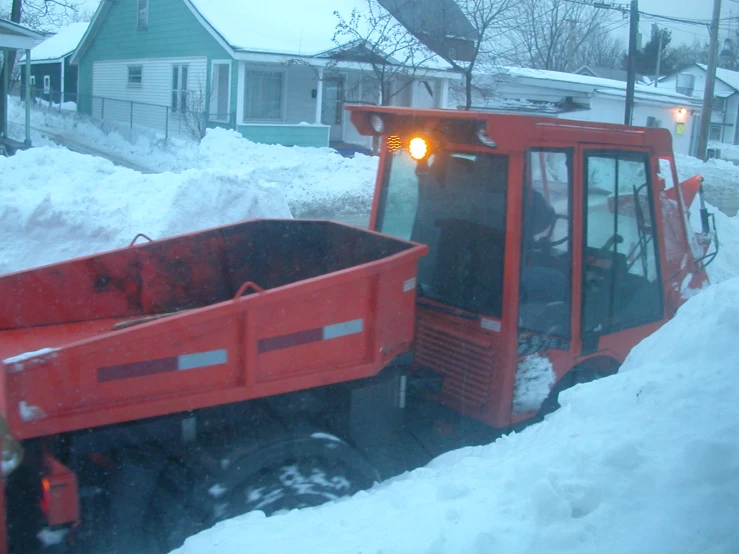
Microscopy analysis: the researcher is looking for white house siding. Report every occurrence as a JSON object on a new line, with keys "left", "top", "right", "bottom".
{"left": 660, "top": 66, "right": 739, "bottom": 145}
{"left": 92, "top": 57, "right": 207, "bottom": 137}
{"left": 561, "top": 96, "right": 695, "bottom": 156}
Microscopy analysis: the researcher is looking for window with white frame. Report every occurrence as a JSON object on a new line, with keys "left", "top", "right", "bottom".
{"left": 128, "top": 65, "right": 143, "bottom": 87}
{"left": 137, "top": 0, "right": 149, "bottom": 31}
{"left": 29, "top": 75, "right": 36, "bottom": 87}
{"left": 172, "top": 64, "right": 189, "bottom": 113}
{"left": 244, "top": 69, "right": 283, "bottom": 121}
{"left": 210, "top": 63, "right": 231, "bottom": 122}
{"left": 43, "top": 75, "right": 50, "bottom": 94}
{"left": 709, "top": 124, "right": 722, "bottom": 142}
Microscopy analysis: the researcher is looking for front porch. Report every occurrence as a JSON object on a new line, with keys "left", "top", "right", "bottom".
{"left": 221, "top": 60, "right": 453, "bottom": 149}
{"left": 0, "top": 19, "right": 43, "bottom": 155}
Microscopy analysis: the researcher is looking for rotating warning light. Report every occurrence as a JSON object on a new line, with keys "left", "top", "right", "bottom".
{"left": 409, "top": 137, "right": 428, "bottom": 160}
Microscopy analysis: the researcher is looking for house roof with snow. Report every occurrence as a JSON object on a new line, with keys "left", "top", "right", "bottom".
{"left": 0, "top": 18, "right": 44, "bottom": 50}
{"left": 698, "top": 64, "right": 739, "bottom": 94}
{"left": 501, "top": 67, "right": 701, "bottom": 107}
{"left": 575, "top": 65, "right": 648, "bottom": 85}
{"left": 27, "top": 22, "right": 89, "bottom": 63}
{"left": 71, "top": 0, "right": 454, "bottom": 72}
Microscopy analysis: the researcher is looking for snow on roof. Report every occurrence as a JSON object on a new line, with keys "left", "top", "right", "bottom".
{"left": 698, "top": 64, "right": 739, "bottom": 93}
{"left": 187, "top": 0, "right": 452, "bottom": 70}
{"left": 504, "top": 66, "right": 699, "bottom": 105}
{"left": 0, "top": 17, "right": 45, "bottom": 49}
{"left": 189, "top": 0, "right": 364, "bottom": 56}
{"left": 29, "top": 22, "right": 89, "bottom": 62}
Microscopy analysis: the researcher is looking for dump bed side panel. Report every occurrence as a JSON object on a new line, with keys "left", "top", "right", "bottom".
{"left": 1, "top": 222, "right": 426, "bottom": 439}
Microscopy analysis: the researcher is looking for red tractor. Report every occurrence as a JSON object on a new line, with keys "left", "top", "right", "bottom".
{"left": 0, "top": 107, "right": 715, "bottom": 553}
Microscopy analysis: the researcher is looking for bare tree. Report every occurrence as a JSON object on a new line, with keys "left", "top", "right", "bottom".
{"left": 572, "top": 26, "right": 626, "bottom": 70}
{"left": 333, "top": 0, "right": 437, "bottom": 106}
{"left": 1, "top": 0, "right": 85, "bottom": 32}
{"left": 504, "top": 0, "right": 618, "bottom": 72}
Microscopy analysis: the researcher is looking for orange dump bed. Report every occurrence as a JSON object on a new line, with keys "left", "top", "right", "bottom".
{"left": 0, "top": 219, "right": 426, "bottom": 440}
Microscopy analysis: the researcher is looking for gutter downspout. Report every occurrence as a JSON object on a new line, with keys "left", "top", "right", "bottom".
{"left": 60, "top": 56, "right": 65, "bottom": 105}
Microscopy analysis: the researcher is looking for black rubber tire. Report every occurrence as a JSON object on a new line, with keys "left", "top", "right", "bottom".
{"left": 226, "top": 455, "right": 366, "bottom": 518}
{"left": 538, "top": 364, "right": 618, "bottom": 418}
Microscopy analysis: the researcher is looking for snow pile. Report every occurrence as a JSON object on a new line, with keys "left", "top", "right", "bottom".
{"left": 189, "top": 128, "right": 377, "bottom": 216}
{"left": 512, "top": 354, "right": 555, "bottom": 413}
{"left": 172, "top": 278, "right": 739, "bottom": 554}
{"left": 8, "top": 98, "right": 378, "bottom": 216}
{"left": 0, "top": 147, "right": 290, "bottom": 274}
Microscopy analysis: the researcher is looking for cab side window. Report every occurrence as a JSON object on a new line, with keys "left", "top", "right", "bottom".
{"left": 583, "top": 152, "right": 663, "bottom": 336}
{"left": 518, "top": 150, "right": 572, "bottom": 338}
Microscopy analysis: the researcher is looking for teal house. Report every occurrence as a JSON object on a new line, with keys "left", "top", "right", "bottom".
{"left": 70, "top": 0, "right": 459, "bottom": 148}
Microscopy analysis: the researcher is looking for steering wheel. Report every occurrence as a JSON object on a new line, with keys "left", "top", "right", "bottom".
{"left": 533, "top": 213, "right": 569, "bottom": 253}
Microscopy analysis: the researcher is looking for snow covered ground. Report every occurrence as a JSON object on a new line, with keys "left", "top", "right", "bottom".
{"left": 172, "top": 278, "right": 739, "bottom": 554}
{"left": 2, "top": 103, "right": 738, "bottom": 553}
{"left": 7, "top": 97, "right": 378, "bottom": 216}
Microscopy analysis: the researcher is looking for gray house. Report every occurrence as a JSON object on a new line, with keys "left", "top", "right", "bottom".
{"left": 70, "top": 0, "right": 459, "bottom": 147}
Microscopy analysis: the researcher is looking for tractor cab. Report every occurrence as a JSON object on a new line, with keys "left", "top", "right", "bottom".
{"left": 349, "top": 105, "right": 714, "bottom": 428}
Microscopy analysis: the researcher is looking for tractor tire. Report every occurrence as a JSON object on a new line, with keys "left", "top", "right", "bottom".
{"left": 538, "top": 359, "right": 620, "bottom": 418}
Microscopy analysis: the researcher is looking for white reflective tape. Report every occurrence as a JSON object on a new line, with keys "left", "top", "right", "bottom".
{"left": 323, "top": 319, "right": 364, "bottom": 340}
{"left": 403, "top": 277, "right": 417, "bottom": 292}
{"left": 480, "top": 318, "right": 501, "bottom": 332}
{"left": 178, "top": 349, "right": 228, "bottom": 371}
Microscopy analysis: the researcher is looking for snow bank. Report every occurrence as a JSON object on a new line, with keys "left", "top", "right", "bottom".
{"left": 172, "top": 278, "right": 739, "bottom": 554}
{"left": 8, "top": 98, "right": 378, "bottom": 216}
{"left": 188, "top": 128, "right": 377, "bottom": 216}
{"left": 0, "top": 147, "right": 290, "bottom": 274}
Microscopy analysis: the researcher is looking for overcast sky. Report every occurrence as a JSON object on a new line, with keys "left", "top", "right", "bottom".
{"left": 72, "top": 0, "right": 738, "bottom": 47}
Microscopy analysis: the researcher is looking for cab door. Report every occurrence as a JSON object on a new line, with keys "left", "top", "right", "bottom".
{"left": 579, "top": 148, "right": 665, "bottom": 356}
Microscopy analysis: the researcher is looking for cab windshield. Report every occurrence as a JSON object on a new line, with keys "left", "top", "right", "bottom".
{"left": 376, "top": 148, "right": 509, "bottom": 317}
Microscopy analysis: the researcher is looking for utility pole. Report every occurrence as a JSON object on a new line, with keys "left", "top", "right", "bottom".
{"left": 696, "top": 0, "right": 723, "bottom": 161}
{"left": 624, "top": 0, "right": 639, "bottom": 125}
{"left": 566, "top": 19, "right": 577, "bottom": 73}
{"left": 653, "top": 24, "right": 663, "bottom": 86}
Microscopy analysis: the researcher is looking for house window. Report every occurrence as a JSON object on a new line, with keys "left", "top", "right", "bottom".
{"left": 172, "top": 64, "right": 189, "bottom": 113}
{"left": 244, "top": 69, "right": 283, "bottom": 121}
{"left": 128, "top": 65, "right": 143, "bottom": 87}
{"left": 675, "top": 73, "right": 695, "bottom": 96}
{"left": 709, "top": 124, "right": 723, "bottom": 142}
{"left": 646, "top": 116, "right": 661, "bottom": 128}
{"left": 43, "top": 75, "right": 50, "bottom": 94}
{"left": 210, "top": 62, "right": 231, "bottom": 122}
{"left": 712, "top": 96, "right": 726, "bottom": 113}
{"left": 137, "top": 0, "right": 149, "bottom": 31}
{"left": 29, "top": 75, "right": 36, "bottom": 87}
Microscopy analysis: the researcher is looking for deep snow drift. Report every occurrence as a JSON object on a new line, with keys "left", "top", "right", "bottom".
{"left": 8, "top": 98, "right": 378, "bottom": 216}
{"left": 171, "top": 278, "right": 739, "bottom": 554}
{"left": 0, "top": 147, "right": 291, "bottom": 274}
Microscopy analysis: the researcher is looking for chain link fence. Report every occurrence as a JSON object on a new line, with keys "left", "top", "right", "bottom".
{"left": 15, "top": 85, "right": 237, "bottom": 143}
